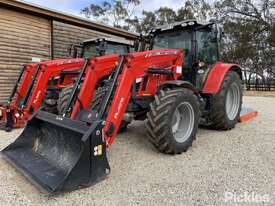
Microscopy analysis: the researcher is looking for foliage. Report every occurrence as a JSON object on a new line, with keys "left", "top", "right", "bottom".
{"left": 215, "top": 0, "right": 275, "bottom": 75}
{"left": 81, "top": 0, "right": 275, "bottom": 75}
{"left": 81, "top": 0, "right": 140, "bottom": 29}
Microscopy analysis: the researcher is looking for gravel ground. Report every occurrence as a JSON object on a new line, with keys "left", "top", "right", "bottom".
{"left": 0, "top": 96, "right": 274, "bottom": 206}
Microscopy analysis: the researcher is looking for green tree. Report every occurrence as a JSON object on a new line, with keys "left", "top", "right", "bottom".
{"left": 81, "top": 0, "right": 214, "bottom": 33}
{"left": 215, "top": 0, "right": 275, "bottom": 76}
{"left": 136, "top": 11, "right": 157, "bottom": 33}
{"left": 81, "top": 0, "right": 140, "bottom": 29}
{"left": 155, "top": 7, "right": 177, "bottom": 25}
{"left": 81, "top": 0, "right": 275, "bottom": 83}
{"left": 183, "top": 0, "right": 214, "bottom": 21}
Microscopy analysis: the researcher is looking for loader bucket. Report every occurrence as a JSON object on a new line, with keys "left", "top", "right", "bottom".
{"left": 1, "top": 110, "right": 110, "bottom": 193}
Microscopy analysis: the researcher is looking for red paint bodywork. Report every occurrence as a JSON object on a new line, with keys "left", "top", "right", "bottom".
{"left": 0, "top": 58, "right": 84, "bottom": 128}
{"left": 105, "top": 50, "right": 183, "bottom": 146}
{"left": 71, "top": 55, "right": 120, "bottom": 118}
{"left": 69, "top": 49, "right": 183, "bottom": 146}
{"left": 202, "top": 62, "right": 242, "bottom": 94}
{"left": 0, "top": 51, "right": 243, "bottom": 132}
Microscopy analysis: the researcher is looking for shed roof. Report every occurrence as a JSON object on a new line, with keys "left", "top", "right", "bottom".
{"left": 0, "top": 0, "right": 138, "bottom": 39}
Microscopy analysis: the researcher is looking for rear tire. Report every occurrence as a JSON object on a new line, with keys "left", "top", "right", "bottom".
{"left": 209, "top": 71, "right": 242, "bottom": 130}
{"left": 146, "top": 88, "right": 199, "bottom": 154}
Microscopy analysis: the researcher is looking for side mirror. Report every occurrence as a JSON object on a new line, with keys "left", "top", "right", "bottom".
{"left": 68, "top": 44, "right": 79, "bottom": 58}
{"left": 68, "top": 44, "right": 73, "bottom": 56}
{"left": 138, "top": 34, "right": 152, "bottom": 51}
{"left": 210, "top": 36, "right": 218, "bottom": 43}
{"left": 134, "top": 40, "right": 139, "bottom": 52}
{"left": 215, "top": 24, "right": 225, "bottom": 42}
{"left": 210, "top": 26, "right": 218, "bottom": 43}
{"left": 96, "top": 41, "right": 106, "bottom": 56}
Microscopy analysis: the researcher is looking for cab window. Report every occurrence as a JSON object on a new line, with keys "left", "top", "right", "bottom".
{"left": 153, "top": 31, "right": 192, "bottom": 69}
{"left": 82, "top": 43, "right": 128, "bottom": 58}
{"left": 82, "top": 43, "right": 99, "bottom": 58}
{"left": 196, "top": 30, "right": 218, "bottom": 64}
{"left": 105, "top": 43, "right": 128, "bottom": 55}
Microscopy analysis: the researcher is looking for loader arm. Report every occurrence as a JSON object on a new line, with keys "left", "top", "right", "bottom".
{"left": 0, "top": 64, "right": 37, "bottom": 130}
{"left": 70, "top": 55, "right": 121, "bottom": 118}
{"left": 103, "top": 50, "right": 183, "bottom": 146}
{"left": 7, "top": 66, "right": 25, "bottom": 104}
{"left": 23, "top": 59, "right": 84, "bottom": 116}
{"left": 10, "top": 65, "right": 36, "bottom": 108}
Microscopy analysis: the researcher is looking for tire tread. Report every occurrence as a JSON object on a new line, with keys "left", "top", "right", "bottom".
{"left": 146, "top": 88, "right": 199, "bottom": 154}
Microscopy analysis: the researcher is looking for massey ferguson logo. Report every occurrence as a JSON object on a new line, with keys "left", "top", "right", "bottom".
{"left": 145, "top": 51, "right": 177, "bottom": 58}
{"left": 33, "top": 90, "right": 41, "bottom": 104}
{"left": 114, "top": 98, "right": 125, "bottom": 119}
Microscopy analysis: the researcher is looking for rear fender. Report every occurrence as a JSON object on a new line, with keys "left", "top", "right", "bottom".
{"left": 202, "top": 62, "right": 242, "bottom": 94}
{"left": 158, "top": 80, "right": 198, "bottom": 94}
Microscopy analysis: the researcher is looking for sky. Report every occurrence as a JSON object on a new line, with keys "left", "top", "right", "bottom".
{"left": 21, "top": 0, "right": 183, "bottom": 17}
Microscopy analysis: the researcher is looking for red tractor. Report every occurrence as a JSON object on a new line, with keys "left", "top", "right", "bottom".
{"left": 0, "top": 59, "right": 84, "bottom": 131}
{"left": 70, "top": 37, "right": 135, "bottom": 58}
{"left": 2, "top": 20, "right": 256, "bottom": 193}
{"left": 0, "top": 38, "right": 134, "bottom": 131}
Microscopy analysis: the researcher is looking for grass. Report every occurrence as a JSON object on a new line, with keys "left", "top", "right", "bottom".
{"left": 244, "top": 90, "right": 275, "bottom": 98}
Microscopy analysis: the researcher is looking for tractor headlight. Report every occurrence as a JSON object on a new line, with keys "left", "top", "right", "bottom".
{"left": 198, "top": 61, "right": 206, "bottom": 68}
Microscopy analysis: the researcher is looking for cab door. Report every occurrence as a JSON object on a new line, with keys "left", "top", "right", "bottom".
{"left": 194, "top": 27, "right": 219, "bottom": 89}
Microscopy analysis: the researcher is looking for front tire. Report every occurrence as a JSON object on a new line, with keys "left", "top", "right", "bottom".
{"left": 57, "top": 85, "right": 130, "bottom": 132}
{"left": 210, "top": 71, "right": 242, "bottom": 130}
{"left": 146, "top": 88, "right": 200, "bottom": 154}
{"left": 57, "top": 85, "right": 74, "bottom": 114}
{"left": 44, "top": 90, "right": 59, "bottom": 114}
{"left": 90, "top": 86, "right": 130, "bottom": 133}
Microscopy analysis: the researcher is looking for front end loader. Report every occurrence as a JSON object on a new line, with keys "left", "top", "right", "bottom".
{"left": 0, "top": 37, "right": 135, "bottom": 132}
{"left": 2, "top": 50, "right": 186, "bottom": 193}
{"left": 0, "top": 64, "right": 35, "bottom": 130}
{"left": 0, "top": 59, "right": 84, "bottom": 132}
{"left": 1, "top": 20, "right": 257, "bottom": 194}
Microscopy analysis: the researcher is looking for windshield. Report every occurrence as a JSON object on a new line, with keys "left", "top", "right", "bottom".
{"left": 153, "top": 31, "right": 192, "bottom": 68}
{"left": 105, "top": 44, "right": 127, "bottom": 55}
{"left": 82, "top": 42, "right": 128, "bottom": 58}
{"left": 82, "top": 43, "right": 98, "bottom": 58}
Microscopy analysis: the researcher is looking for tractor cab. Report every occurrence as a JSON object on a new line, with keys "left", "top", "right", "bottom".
{"left": 149, "top": 20, "right": 220, "bottom": 88}
{"left": 69, "top": 37, "right": 135, "bottom": 58}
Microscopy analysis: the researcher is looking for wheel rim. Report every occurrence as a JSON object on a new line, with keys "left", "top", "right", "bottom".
{"left": 171, "top": 102, "right": 195, "bottom": 143}
{"left": 226, "top": 82, "right": 241, "bottom": 120}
